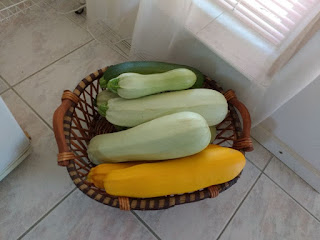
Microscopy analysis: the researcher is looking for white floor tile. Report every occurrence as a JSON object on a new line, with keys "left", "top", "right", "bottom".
{"left": 0, "top": 5, "right": 92, "bottom": 86}
{"left": 136, "top": 160, "right": 260, "bottom": 240}
{"left": 21, "top": 189, "right": 157, "bottom": 240}
{"left": 265, "top": 157, "right": 320, "bottom": 220}
{"left": 246, "top": 138, "right": 273, "bottom": 170}
{"left": 219, "top": 175, "right": 320, "bottom": 240}
{"left": 0, "top": 90, "right": 74, "bottom": 240}
{"left": 65, "top": 8, "right": 87, "bottom": 30}
{"left": 14, "top": 40, "right": 125, "bottom": 127}
{"left": 0, "top": 77, "right": 8, "bottom": 94}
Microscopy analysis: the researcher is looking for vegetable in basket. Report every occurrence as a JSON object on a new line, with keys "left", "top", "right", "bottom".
{"left": 107, "top": 68, "right": 196, "bottom": 99}
{"left": 96, "top": 90, "right": 118, "bottom": 116}
{"left": 87, "top": 112, "right": 211, "bottom": 164}
{"left": 209, "top": 126, "right": 217, "bottom": 143}
{"left": 103, "top": 145, "right": 245, "bottom": 198}
{"left": 87, "top": 162, "right": 140, "bottom": 188}
{"left": 102, "top": 89, "right": 228, "bottom": 127}
{"left": 99, "top": 61, "right": 205, "bottom": 89}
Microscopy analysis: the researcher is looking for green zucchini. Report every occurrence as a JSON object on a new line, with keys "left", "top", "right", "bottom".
{"left": 107, "top": 68, "right": 196, "bottom": 99}
{"left": 87, "top": 112, "right": 211, "bottom": 164}
{"left": 104, "top": 89, "right": 228, "bottom": 127}
{"left": 100, "top": 61, "right": 204, "bottom": 89}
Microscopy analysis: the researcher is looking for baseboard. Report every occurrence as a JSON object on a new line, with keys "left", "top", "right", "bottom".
{"left": 251, "top": 125, "right": 320, "bottom": 193}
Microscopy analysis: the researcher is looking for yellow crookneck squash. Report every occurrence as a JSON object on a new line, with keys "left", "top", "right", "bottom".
{"left": 102, "top": 144, "right": 245, "bottom": 198}
{"left": 87, "top": 162, "right": 140, "bottom": 189}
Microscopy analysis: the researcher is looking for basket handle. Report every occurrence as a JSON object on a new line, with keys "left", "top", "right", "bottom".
{"left": 224, "top": 90, "right": 254, "bottom": 152}
{"left": 53, "top": 90, "right": 79, "bottom": 166}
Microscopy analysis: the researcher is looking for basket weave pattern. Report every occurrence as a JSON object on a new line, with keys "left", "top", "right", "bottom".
{"left": 53, "top": 67, "right": 253, "bottom": 210}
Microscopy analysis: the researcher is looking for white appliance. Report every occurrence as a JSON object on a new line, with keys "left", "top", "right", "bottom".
{"left": 0, "top": 97, "right": 31, "bottom": 181}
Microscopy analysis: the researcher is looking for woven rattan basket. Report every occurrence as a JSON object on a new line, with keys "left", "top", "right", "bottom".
{"left": 53, "top": 64, "right": 253, "bottom": 211}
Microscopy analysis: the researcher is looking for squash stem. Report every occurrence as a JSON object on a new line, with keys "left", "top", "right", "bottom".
{"left": 99, "top": 76, "right": 108, "bottom": 89}
{"left": 98, "top": 103, "right": 108, "bottom": 117}
{"left": 107, "top": 78, "right": 120, "bottom": 93}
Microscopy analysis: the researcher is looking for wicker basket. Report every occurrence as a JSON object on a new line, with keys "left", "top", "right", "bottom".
{"left": 53, "top": 65, "right": 253, "bottom": 211}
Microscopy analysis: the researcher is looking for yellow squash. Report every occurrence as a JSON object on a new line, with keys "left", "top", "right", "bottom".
{"left": 87, "top": 162, "right": 139, "bottom": 188}
{"left": 104, "top": 145, "right": 245, "bottom": 198}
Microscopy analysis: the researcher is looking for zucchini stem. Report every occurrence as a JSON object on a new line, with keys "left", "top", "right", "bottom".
{"left": 107, "top": 78, "right": 121, "bottom": 93}
{"left": 98, "top": 103, "right": 108, "bottom": 117}
{"left": 99, "top": 77, "right": 108, "bottom": 89}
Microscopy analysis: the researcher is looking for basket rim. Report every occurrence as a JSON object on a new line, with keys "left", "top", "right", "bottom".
{"left": 56, "top": 64, "right": 251, "bottom": 210}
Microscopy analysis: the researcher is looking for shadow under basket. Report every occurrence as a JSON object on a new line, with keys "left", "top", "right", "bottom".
{"left": 53, "top": 66, "right": 254, "bottom": 211}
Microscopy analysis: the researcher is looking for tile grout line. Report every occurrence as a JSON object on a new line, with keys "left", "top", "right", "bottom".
{"left": 255, "top": 153, "right": 320, "bottom": 223}
{"left": 17, "top": 187, "right": 77, "bottom": 240}
{"left": 62, "top": 14, "right": 131, "bottom": 60}
{"left": 12, "top": 88, "right": 54, "bottom": 131}
{"left": 246, "top": 154, "right": 274, "bottom": 172}
{"left": 263, "top": 154, "right": 319, "bottom": 191}
{"left": 0, "top": 75, "right": 11, "bottom": 95}
{"left": 0, "top": 88, "right": 10, "bottom": 95}
{"left": 216, "top": 156, "right": 273, "bottom": 240}
{"left": 60, "top": 11, "right": 130, "bottom": 60}
{"left": 1, "top": 75, "right": 53, "bottom": 134}
{"left": 131, "top": 211, "right": 162, "bottom": 240}
{"left": 245, "top": 156, "right": 261, "bottom": 171}
{"left": 246, "top": 156, "right": 268, "bottom": 172}
{"left": 250, "top": 135, "right": 274, "bottom": 158}
{"left": 0, "top": 38, "right": 95, "bottom": 131}
{"left": 64, "top": 12, "right": 88, "bottom": 31}
{"left": 11, "top": 38, "right": 94, "bottom": 89}
{"left": 263, "top": 172, "right": 320, "bottom": 223}
{"left": 216, "top": 174, "right": 263, "bottom": 240}
{"left": 244, "top": 134, "right": 274, "bottom": 171}
{"left": 0, "top": 76, "right": 9, "bottom": 94}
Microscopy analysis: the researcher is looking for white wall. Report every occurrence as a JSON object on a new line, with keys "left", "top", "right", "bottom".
{"left": 260, "top": 76, "right": 320, "bottom": 170}
{"left": 251, "top": 77, "right": 320, "bottom": 192}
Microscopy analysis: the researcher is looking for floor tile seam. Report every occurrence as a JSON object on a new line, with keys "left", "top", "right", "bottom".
{"left": 17, "top": 187, "right": 77, "bottom": 240}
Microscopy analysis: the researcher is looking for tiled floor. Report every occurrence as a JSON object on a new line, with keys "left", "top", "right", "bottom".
{"left": 1, "top": 4, "right": 320, "bottom": 240}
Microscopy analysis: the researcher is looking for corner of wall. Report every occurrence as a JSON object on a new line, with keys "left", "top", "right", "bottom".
{"left": 251, "top": 124, "right": 320, "bottom": 193}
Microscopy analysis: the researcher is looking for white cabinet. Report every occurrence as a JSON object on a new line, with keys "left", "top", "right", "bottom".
{"left": 0, "top": 97, "right": 31, "bottom": 181}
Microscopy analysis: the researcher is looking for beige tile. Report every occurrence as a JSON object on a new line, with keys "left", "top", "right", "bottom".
{"left": 136, "top": 161, "right": 260, "bottom": 240}
{"left": 219, "top": 175, "right": 320, "bottom": 240}
{"left": 0, "top": 90, "right": 74, "bottom": 240}
{"left": 0, "top": 77, "right": 8, "bottom": 94}
{"left": 15, "top": 40, "right": 125, "bottom": 127}
{"left": 0, "top": 5, "right": 92, "bottom": 86}
{"left": 265, "top": 157, "right": 320, "bottom": 220}
{"left": 246, "top": 138, "right": 273, "bottom": 170}
{"left": 22, "top": 189, "right": 157, "bottom": 240}
{"left": 54, "top": 0, "right": 85, "bottom": 14}
{"left": 65, "top": 8, "right": 87, "bottom": 30}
